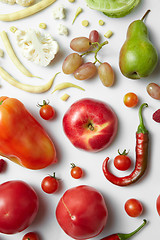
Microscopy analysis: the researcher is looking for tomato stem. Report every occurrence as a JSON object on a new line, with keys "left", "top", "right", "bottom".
{"left": 70, "top": 163, "right": 76, "bottom": 169}
{"left": 37, "top": 99, "right": 50, "bottom": 108}
{"left": 118, "top": 149, "right": 129, "bottom": 156}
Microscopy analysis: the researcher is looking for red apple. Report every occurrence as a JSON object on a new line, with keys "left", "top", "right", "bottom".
{"left": 63, "top": 98, "right": 118, "bottom": 152}
{"left": 56, "top": 185, "right": 108, "bottom": 239}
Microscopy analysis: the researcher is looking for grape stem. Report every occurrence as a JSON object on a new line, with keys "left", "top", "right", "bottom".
{"left": 80, "top": 40, "right": 108, "bottom": 64}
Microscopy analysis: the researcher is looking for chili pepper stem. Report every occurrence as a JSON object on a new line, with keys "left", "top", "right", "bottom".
{"left": 118, "top": 219, "right": 147, "bottom": 240}
{"left": 137, "top": 103, "right": 148, "bottom": 134}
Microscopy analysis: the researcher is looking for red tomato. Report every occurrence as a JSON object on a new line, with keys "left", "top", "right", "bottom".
{"left": 114, "top": 149, "right": 131, "bottom": 171}
{"left": 38, "top": 100, "right": 55, "bottom": 120}
{"left": 0, "top": 180, "right": 39, "bottom": 234}
{"left": 123, "top": 92, "right": 138, "bottom": 108}
{"left": 41, "top": 173, "right": 59, "bottom": 194}
{"left": 156, "top": 195, "right": 160, "bottom": 216}
{"left": 124, "top": 198, "right": 143, "bottom": 217}
{"left": 22, "top": 232, "right": 39, "bottom": 240}
{"left": 70, "top": 163, "right": 83, "bottom": 179}
{"left": 56, "top": 185, "right": 108, "bottom": 239}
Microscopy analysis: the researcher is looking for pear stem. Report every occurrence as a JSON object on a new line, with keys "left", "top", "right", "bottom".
{"left": 141, "top": 9, "right": 151, "bottom": 21}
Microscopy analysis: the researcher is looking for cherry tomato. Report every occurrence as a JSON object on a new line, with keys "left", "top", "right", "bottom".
{"left": 156, "top": 195, "right": 160, "bottom": 216}
{"left": 0, "top": 159, "right": 6, "bottom": 172}
{"left": 70, "top": 163, "right": 83, "bottom": 179}
{"left": 123, "top": 92, "right": 138, "bottom": 108}
{"left": 124, "top": 198, "right": 143, "bottom": 217}
{"left": 114, "top": 149, "right": 131, "bottom": 171}
{"left": 41, "top": 172, "right": 59, "bottom": 194}
{"left": 38, "top": 100, "right": 55, "bottom": 120}
{"left": 22, "top": 232, "right": 39, "bottom": 240}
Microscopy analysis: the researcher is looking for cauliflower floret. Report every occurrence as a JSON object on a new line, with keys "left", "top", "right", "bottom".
{"left": 16, "top": 0, "right": 34, "bottom": 7}
{"left": 58, "top": 24, "right": 68, "bottom": 36}
{"left": 0, "top": 0, "right": 34, "bottom": 6}
{"left": 0, "top": 0, "right": 16, "bottom": 4}
{"left": 15, "top": 29, "right": 59, "bottom": 67}
{"left": 52, "top": 5, "right": 66, "bottom": 19}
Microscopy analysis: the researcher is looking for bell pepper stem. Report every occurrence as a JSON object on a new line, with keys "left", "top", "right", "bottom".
{"left": 137, "top": 103, "right": 148, "bottom": 134}
{"left": 118, "top": 219, "right": 147, "bottom": 240}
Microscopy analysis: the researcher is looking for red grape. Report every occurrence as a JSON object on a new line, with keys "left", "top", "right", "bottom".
{"left": 74, "top": 62, "right": 97, "bottom": 80}
{"left": 70, "top": 37, "right": 91, "bottom": 52}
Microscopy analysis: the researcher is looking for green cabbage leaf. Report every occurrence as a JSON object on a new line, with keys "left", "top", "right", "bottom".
{"left": 85, "top": 0, "right": 141, "bottom": 18}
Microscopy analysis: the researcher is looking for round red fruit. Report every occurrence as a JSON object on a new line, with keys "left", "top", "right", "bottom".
{"left": 0, "top": 180, "right": 39, "bottom": 234}
{"left": 70, "top": 163, "right": 83, "bottom": 179}
{"left": 123, "top": 92, "right": 138, "bottom": 108}
{"left": 124, "top": 198, "right": 143, "bottom": 217}
{"left": 63, "top": 98, "right": 118, "bottom": 152}
{"left": 41, "top": 173, "right": 59, "bottom": 194}
{"left": 22, "top": 232, "right": 39, "bottom": 240}
{"left": 156, "top": 195, "right": 160, "bottom": 216}
{"left": 56, "top": 185, "right": 108, "bottom": 239}
{"left": 38, "top": 100, "right": 55, "bottom": 120}
{"left": 114, "top": 149, "right": 131, "bottom": 171}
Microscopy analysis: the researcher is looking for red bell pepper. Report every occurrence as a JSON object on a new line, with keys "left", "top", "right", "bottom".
{"left": 0, "top": 96, "right": 56, "bottom": 170}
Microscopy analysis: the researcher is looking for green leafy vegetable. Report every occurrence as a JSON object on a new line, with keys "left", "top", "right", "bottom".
{"left": 85, "top": 0, "right": 141, "bottom": 18}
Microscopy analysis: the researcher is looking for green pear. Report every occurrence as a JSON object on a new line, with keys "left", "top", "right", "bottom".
{"left": 119, "top": 10, "right": 158, "bottom": 79}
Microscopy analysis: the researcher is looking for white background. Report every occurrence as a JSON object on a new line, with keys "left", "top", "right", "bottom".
{"left": 0, "top": 0, "right": 160, "bottom": 239}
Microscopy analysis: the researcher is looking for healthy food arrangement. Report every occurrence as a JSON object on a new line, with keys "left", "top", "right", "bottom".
{"left": 0, "top": 0, "right": 159, "bottom": 240}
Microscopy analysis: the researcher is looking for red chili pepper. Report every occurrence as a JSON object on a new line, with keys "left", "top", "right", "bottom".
{"left": 0, "top": 96, "right": 57, "bottom": 170}
{"left": 100, "top": 219, "right": 147, "bottom": 240}
{"left": 102, "top": 103, "right": 148, "bottom": 186}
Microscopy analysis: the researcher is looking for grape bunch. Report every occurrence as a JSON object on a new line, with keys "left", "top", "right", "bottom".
{"left": 62, "top": 30, "right": 115, "bottom": 87}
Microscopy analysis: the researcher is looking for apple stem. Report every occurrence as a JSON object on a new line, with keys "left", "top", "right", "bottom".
{"left": 141, "top": 9, "right": 151, "bottom": 21}
{"left": 88, "top": 123, "right": 94, "bottom": 131}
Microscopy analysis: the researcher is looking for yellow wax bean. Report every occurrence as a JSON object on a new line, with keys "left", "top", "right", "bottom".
{"left": 72, "top": 7, "right": 82, "bottom": 24}
{"left": 104, "top": 30, "right": 113, "bottom": 38}
{"left": 82, "top": 20, "right": 89, "bottom": 27}
{"left": 52, "top": 82, "right": 85, "bottom": 93}
{"left": 0, "top": 0, "right": 57, "bottom": 22}
{"left": 39, "top": 23, "right": 47, "bottom": 29}
{"left": 0, "top": 31, "right": 37, "bottom": 78}
{"left": 0, "top": 67, "right": 59, "bottom": 93}
{"left": 60, "top": 93, "right": 70, "bottom": 101}
{"left": 99, "top": 20, "right": 105, "bottom": 26}
{"left": 10, "top": 26, "right": 18, "bottom": 33}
